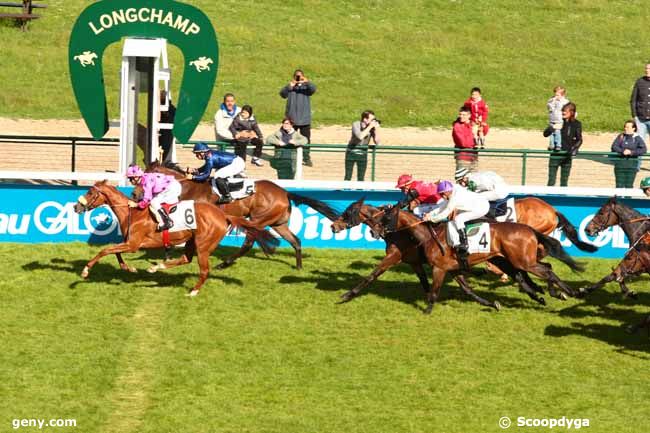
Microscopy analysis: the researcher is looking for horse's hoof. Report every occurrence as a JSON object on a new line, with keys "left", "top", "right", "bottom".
{"left": 493, "top": 301, "right": 501, "bottom": 311}
{"left": 80, "top": 266, "right": 89, "bottom": 279}
{"left": 560, "top": 293, "right": 568, "bottom": 301}
{"left": 186, "top": 289, "right": 200, "bottom": 297}
{"left": 626, "top": 291, "right": 638, "bottom": 300}
{"left": 423, "top": 306, "right": 433, "bottom": 315}
{"left": 127, "top": 266, "right": 137, "bottom": 273}
{"left": 338, "top": 291, "right": 355, "bottom": 303}
{"left": 146, "top": 264, "right": 157, "bottom": 274}
{"left": 625, "top": 324, "right": 637, "bottom": 334}
{"left": 216, "top": 260, "right": 234, "bottom": 270}
{"left": 499, "top": 275, "right": 510, "bottom": 283}
{"left": 539, "top": 297, "right": 547, "bottom": 306}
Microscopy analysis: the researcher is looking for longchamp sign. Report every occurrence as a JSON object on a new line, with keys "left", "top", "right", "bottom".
{"left": 68, "top": 0, "right": 219, "bottom": 143}
{"left": 0, "top": 184, "right": 648, "bottom": 259}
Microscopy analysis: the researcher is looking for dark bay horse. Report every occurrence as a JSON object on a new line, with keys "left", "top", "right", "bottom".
{"left": 581, "top": 197, "right": 650, "bottom": 298}
{"left": 73, "top": 180, "right": 278, "bottom": 296}
{"left": 141, "top": 161, "right": 339, "bottom": 269}
{"left": 330, "top": 199, "right": 501, "bottom": 311}
{"left": 381, "top": 206, "right": 582, "bottom": 314}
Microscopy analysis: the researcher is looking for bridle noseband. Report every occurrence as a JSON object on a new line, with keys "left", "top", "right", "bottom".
{"left": 589, "top": 204, "right": 617, "bottom": 235}
{"left": 77, "top": 185, "right": 104, "bottom": 212}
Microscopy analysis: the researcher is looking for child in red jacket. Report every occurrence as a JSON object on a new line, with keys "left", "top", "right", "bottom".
{"left": 463, "top": 87, "right": 490, "bottom": 149}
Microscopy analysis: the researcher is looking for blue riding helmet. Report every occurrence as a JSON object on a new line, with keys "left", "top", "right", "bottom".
{"left": 192, "top": 142, "right": 210, "bottom": 153}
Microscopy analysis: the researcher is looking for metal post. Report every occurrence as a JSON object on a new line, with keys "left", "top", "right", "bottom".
{"left": 294, "top": 146, "right": 303, "bottom": 180}
{"left": 521, "top": 151, "right": 527, "bottom": 185}
{"left": 71, "top": 138, "right": 78, "bottom": 186}
{"left": 371, "top": 146, "right": 377, "bottom": 181}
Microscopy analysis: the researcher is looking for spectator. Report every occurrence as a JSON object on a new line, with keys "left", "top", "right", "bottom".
{"left": 546, "top": 86, "right": 569, "bottom": 151}
{"left": 611, "top": 120, "right": 647, "bottom": 188}
{"left": 159, "top": 90, "right": 176, "bottom": 162}
{"left": 280, "top": 69, "right": 316, "bottom": 166}
{"left": 266, "top": 118, "right": 308, "bottom": 179}
{"left": 229, "top": 104, "right": 265, "bottom": 167}
{"left": 463, "top": 87, "right": 489, "bottom": 149}
{"left": 345, "top": 110, "right": 380, "bottom": 181}
{"left": 543, "top": 102, "right": 582, "bottom": 186}
{"left": 214, "top": 93, "right": 241, "bottom": 143}
{"left": 630, "top": 62, "right": 650, "bottom": 140}
{"left": 452, "top": 106, "right": 478, "bottom": 172}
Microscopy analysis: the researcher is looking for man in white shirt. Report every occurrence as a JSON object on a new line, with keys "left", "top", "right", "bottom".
{"left": 214, "top": 93, "right": 241, "bottom": 142}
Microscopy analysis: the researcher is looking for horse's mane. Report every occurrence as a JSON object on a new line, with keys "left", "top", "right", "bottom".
{"left": 608, "top": 196, "right": 645, "bottom": 219}
{"left": 145, "top": 160, "right": 185, "bottom": 174}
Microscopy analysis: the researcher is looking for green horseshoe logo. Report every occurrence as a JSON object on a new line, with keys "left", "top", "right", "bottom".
{"left": 69, "top": 0, "right": 219, "bottom": 143}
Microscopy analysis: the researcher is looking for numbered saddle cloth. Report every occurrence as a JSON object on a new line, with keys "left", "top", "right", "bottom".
{"left": 465, "top": 223, "right": 491, "bottom": 254}
{"left": 492, "top": 197, "right": 517, "bottom": 223}
{"left": 210, "top": 177, "right": 256, "bottom": 200}
{"left": 164, "top": 200, "right": 197, "bottom": 232}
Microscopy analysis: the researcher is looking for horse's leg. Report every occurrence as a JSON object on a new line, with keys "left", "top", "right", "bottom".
{"left": 527, "top": 262, "right": 575, "bottom": 298}
{"left": 188, "top": 234, "right": 223, "bottom": 297}
{"left": 271, "top": 223, "right": 302, "bottom": 269}
{"left": 424, "top": 267, "right": 446, "bottom": 315}
{"left": 413, "top": 262, "right": 430, "bottom": 294}
{"left": 147, "top": 241, "right": 196, "bottom": 273}
{"left": 82, "top": 242, "right": 139, "bottom": 278}
{"left": 513, "top": 271, "right": 547, "bottom": 306}
{"left": 486, "top": 261, "right": 510, "bottom": 283}
{"left": 217, "top": 232, "right": 255, "bottom": 269}
{"left": 578, "top": 272, "right": 617, "bottom": 297}
{"left": 618, "top": 279, "right": 638, "bottom": 300}
{"left": 115, "top": 253, "right": 137, "bottom": 273}
{"left": 491, "top": 256, "right": 546, "bottom": 305}
{"left": 455, "top": 273, "right": 500, "bottom": 310}
{"left": 520, "top": 271, "right": 544, "bottom": 294}
{"left": 339, "top": 249, "right": 402, "bottom": 303}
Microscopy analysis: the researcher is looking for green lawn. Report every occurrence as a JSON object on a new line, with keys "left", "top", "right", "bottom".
{"left": 0, "top": 0, "right": 646, "bottom": 131}
{"left": 1, "top": 243, "right": 649, "bottom": 433}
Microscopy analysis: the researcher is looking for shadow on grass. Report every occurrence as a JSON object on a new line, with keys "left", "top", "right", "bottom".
{"left": 22, "top": 256, "right": 244, "bottom": 290}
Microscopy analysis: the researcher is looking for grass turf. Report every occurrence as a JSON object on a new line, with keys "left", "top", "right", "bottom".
{"left": 1, "top": 243, "right": 649, "bottom": 433}
{"left": 0, "top": 0, "right": 647, "bottom": 131}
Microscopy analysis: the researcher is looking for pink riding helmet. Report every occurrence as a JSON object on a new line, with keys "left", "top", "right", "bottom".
{"left": 126, "top": 164, "right": 144, "bottom": 178}
{"left": 437, "top": 180, "right": 454, "bottom": 194}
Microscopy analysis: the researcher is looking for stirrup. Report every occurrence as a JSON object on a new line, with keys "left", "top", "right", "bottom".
{"left": 217, "top": 195, "right": 233, "bottom": 204}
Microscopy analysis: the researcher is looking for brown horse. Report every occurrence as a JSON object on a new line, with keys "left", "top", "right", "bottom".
{"left": 581, "top": 197, "right": 650, "bottom": 298}
{"left": 73, "top": 180, "right": 277, "bottom": 296}
{"left": 380, "top": 206, "right": 582, "bottom": 314}
{"left": 140, "top": 161, "right": 338, "bottom": 269}
{"left": 486, "top": 197, "right": 596, "bottom": 279}
{"left": 331, "top": 200, "right": 501, "bottom": 310}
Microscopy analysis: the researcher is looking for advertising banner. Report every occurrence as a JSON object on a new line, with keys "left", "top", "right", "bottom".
{"left": 0, "top": 184, "right": 648, "bottom": 258}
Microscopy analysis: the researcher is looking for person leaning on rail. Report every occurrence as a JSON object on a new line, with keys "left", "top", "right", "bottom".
{"left": 543, "top": 102, "right": 582, "bottom": 187}
{"left": 266, "top": 117, "right": 308, "bottom": 180}
{"left": 611, "top": 119, "right": 647, "bottom": 189}
{"left": 345, "top": 110, "right": 381, "bottom": 182}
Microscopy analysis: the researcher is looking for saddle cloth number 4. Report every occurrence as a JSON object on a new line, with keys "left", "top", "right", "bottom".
{"left": 466, "top": 223, "right": 491, "bottom": 254}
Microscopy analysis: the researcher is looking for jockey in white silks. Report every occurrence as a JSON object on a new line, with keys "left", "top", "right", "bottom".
{"left": 454, "top": 168, "right": 509, "bottom": 202}
{"left": 424, "top": 180, "right": 490, "bottom": 271}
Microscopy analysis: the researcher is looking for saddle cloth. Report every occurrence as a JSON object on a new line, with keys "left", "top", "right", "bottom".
{"left": 447, "top": 222, "right": 491, "bottom": 254}
{"left": 493, "top": 197, "right": 517, "bottom": 223}
{"left": 211, "top": 177, "right": 256, "bottom": 200}
{"left": 162, "top": 200, "right": 197, "bottom": 232}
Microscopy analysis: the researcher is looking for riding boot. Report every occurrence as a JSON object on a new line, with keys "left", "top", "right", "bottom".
{"left": 215, "top": 178, "right": 233, "bottom": 204}
{"left": 456, "top": 228, "right": 470, "bottom": 272}
{"left": 157, "top": 209, "right": 173, "bottom": 232}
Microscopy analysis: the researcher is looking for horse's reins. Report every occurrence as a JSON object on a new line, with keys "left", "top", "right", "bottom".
{"left": 79, "top": 185, "right": 133, "bottom": 239}
{"left": 381, "top": 207, "right": 446, "bottom": 255}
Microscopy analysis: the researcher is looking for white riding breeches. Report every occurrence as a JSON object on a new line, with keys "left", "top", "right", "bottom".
{"left": 446, "top": 200, "right": 490, "bottom": 246}
{"left": 413, "top": 202, "right": 443, "bottom": 219}
{"left": 214, "top": 156, "right": 246, "bottom": 179}
{"left": 149, "top": 179, "right": 182, "bottom": 213}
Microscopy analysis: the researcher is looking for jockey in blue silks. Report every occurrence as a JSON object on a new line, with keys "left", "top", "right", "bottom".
{"left": 186, "top": 142, "right": 246, "bottom": 203}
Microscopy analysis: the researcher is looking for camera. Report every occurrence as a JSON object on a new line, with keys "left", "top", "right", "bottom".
{"left": 294, "top": 75, "right": 303, "bottom": 82}
{"left": 374, "top": 119, "right": 381, "bottom": 125}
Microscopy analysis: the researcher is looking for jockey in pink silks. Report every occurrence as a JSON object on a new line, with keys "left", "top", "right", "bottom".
{"left": 125, "top": 164, "right": 182, "bottom": 231}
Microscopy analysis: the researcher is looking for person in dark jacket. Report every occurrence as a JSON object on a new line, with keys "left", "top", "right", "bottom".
{"left": 611, "top": 120, "right": 647, "bottom": 188}
{"left": 229, "top": 105, "right": 265, "bottom": 166}
{"left": 159, "top": 90, "right": 176, "bottom": 163}
{"left": 543, "top": 102, "right": 582, "bottom": 186}
{"left": 266, "top": 118, "right": 308, "bottom": 179}
{"left": 630, "top": 63, "right": 650, "bottom": 140}
{"left": 280, "top": 69, "right": 316, "bottom": 166}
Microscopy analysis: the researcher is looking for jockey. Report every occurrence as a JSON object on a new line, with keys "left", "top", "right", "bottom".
{"left": 395, "top": 174, "right": 443, "bottom": 219}
{"left": 641, "top": 177, "right": 650, "bottom": 197}
{"left": 424, "top": 180, "right": 490, "bottom": 271}
{"left": 186, "top": 142, "right": 246, "bottom": 204}
{"left": 126, "top": 164, "right": 182, "bottom": 231}
{"left": 454, "top": 168, "right": 508, "bottom": 202}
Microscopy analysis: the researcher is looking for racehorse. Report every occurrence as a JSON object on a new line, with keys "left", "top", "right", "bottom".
{"left": 140, "top": 161, "right": 339, "bottom": 269}
{"left": 330, "top": 199, "right": 502, "bottom": 311}
{"left": 73, "top": 180, "right": 278, "bottom": 296}
{"left": 380, "top": 205, "right": 582, "bottom": 314}
{"left": 581, "top": 196, "right": 650, "bottom": 298}
{"left": 486, "top": 197, "right": 597, "bottom": 279}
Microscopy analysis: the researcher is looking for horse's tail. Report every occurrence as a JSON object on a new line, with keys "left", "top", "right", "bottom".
{"left": 287, "top": 193, "right": 340, "bottom": 220}
{"left": 227, "top": 216, "right": 279, "bottom": 256}
{"left": 556, "top": 211, "right": 598, "bottom": 252}
{"left": 534, "top": 230, "right": 585, "bottom": 272}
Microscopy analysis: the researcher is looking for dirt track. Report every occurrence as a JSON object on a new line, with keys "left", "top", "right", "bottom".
{"left": 1, "top": 117, "right": 642, "bottom": 187}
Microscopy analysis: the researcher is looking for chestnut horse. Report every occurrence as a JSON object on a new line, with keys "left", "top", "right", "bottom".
{"left": 581, "top": 196, "right": 650, "bottom": 298}
{"left": 381, "top": 206, "right": 582, "bottom": 314}
{"left": 141, "top": 161, "right": 339, "bottom": 269}
{"left": 73, "top": 180, "right": 277, "bottom": 296}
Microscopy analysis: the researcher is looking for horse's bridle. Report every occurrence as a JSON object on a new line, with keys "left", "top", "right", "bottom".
{"left": 589, "top": 204, "right": 617, "bottom": 235}
{"left": 77, "top": 185, "right": 104, "bottom": 212}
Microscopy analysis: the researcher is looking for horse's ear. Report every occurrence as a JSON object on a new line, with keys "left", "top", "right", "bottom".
{"left": 612, "top": 195, "right": 618, "bottom": 203}
{"left": 355, "top": 196, "right": 366, "bottom": 206}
